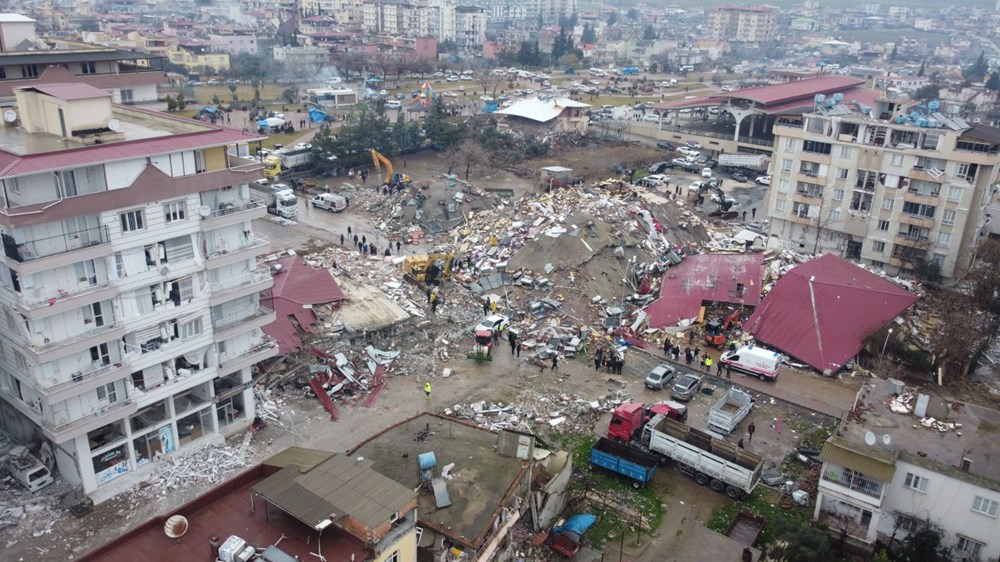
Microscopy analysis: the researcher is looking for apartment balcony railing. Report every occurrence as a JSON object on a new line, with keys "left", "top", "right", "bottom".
{"left": 205, "top": 236, "right": 269, "bottom": 260}
{"left": 14, "top": 279, "right": 115, "bottom": 311}
{"left": 1, "top": 225, "right": 110, "bottom": 263}
{"left": 207, "top": 267, "right": 272, "bottom": 296}
{"left": 202, "top": 198, "right": 266, "bottom": 221}
{"left": 795, "top": 190, "right": 824, "bottom": 199}
{"left": 31, "top": 321, "right": 122, "bottom": 353}
{"left": 218, "top": 337, "right": 279, "bottom": 369}
{"left": 821, "top": 468, "right": 883, "bottom": 500}
{"left": 212, "top": 306, "right": 275, "bottom": 332}
{"left": 47, "top": 399, "right": 136, "bottom": 436}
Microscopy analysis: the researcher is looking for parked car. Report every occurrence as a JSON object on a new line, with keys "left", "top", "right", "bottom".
{"left": 677, "top": 147, "right": 696, "bottom": 156}
{"left": 648, "top": 161, "right": 672, "bottom": 174}
{"left": 701, "top": 167, "right": 713, "bottom": 178}
{"left": 475, "top": 314, "right": 509, "bottom": 334}
{"left": 446, "top": 75, "right": 460, "bottom": 82}
{"left": 671, "top": 374, "right": 703, "bottom": 401}
{"left": 656, "top": 141, "right": 675, "bottom": 151}
{"left": 755, "top": 175, "right": 771, "bottom": 185}
{"left": 684, "top": 141, "right": 702, "bottom": 150}
{"left": 645, "top": 364, "right": 677, "bottom": 390}
{"left": 639, "top": 174, "right": 669, "bottom": 187}
{"left": 443, "top": 91, "right": 458, "bottom": 98}
{"left": 695, "top": 155, "right": 709, "bottom": 164}
{"left": 432, "top": 71, "right": 445, "bottom": 77}
{"left": 641, "top": 114, "right": 661, "bottom": 123}
{"left": 731, "top": 172, "right": 749, "bottom": 183}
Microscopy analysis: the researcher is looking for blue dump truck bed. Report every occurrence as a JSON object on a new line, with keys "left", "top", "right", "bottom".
{"left": 589, "top": 437, "right": 659, "bottom": 487}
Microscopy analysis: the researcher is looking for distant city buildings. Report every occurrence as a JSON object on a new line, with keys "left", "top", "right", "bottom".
{"left": 706, "top": 5, "right": 777, "bottom": 43}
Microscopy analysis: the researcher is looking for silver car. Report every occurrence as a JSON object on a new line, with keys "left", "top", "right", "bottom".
{"left": 645, "top": 365, "right": 676, "bottom": 390}
{"left": 670, "top": 374, "right": 703, "bottom": 401}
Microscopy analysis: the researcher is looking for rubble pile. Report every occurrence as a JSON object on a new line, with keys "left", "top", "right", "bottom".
{"left": 139, "top": 434, "right": 258, "bottom": 496}
{"left": 0, "top": 489, "right": 62, "bottom": 536}
{"left": 445, "top": 388, "right": 633, "bottom": 433}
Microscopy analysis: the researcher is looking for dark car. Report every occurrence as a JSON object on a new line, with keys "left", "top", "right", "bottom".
{"left": 731, "top": 172, "right": 749, "bottom": 183}
{"left": 645, "top": 364, "right": 677, "bottom": 390}
{"left": 670, "top": 374, "right": 703, "bottom": 401}
{"left": 705, "top": 159, "right": 718, "bottom": 168}
{"left": 648, "top": 161, "right": 672, "bottom": 174}
{"left": 656, "top": 141, "right": 675, "bottom": 151}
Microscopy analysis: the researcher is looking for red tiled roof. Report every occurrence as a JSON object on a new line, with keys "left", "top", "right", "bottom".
{"left": 262, "top": 255, "right": 344, "bottom": 354}
{"left": 715, "top": 76, "right": 866, "bottom": 105}
{"left": 22, "top": 83, "right": 111, "bottom": 101}
{"left": 745, "top": 254, "right": 918, "bottom": 374}
{"left": 646, "top": 253, "right": 764, "bottom": 328}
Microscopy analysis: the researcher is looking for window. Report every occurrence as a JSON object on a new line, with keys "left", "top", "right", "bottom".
{"left": 0, "top": 67, "right": 6, "bottom": 79}
{"left": 956, "top": 535, "right": 984, "bottom": 558}
{"left": 778, "top": 179, "right": 790, "bottom": 193}
{"left": 937, "top": 232, "right": 951, "bottom": 247}
{"left": 902, "top": 201, "right": 935, "bottom": 218}
{"left": 7, "top": 177, "right": 20, "bottom": 195}
{"left": 59, "top": 171, "right": 78, "bottom": 197}
{"left": 890, "top": 153, "right": 904, "bottom": 167}
{"left": 96, "top": 382, "right": 118, "bottom": 404}
{"left": 784, "top": 137, "right": 796, "bottom": 152}
{"left": 878, "top": 220, "right": 890, "bottom": 231}
{"left": 802, "top": 140, "right": 832, "bottom": 155}
{"left": 81, "top": 61, "right": 96, "bottom": 75}
{"left": 828, "top": 209, "right": 841, "bottom": 222}
{"left": 882, "top": 198, "right": 894, "bottom": 211}
{"left": 775, "top": 199, "right": 786, "bottom": 212}
{"left": 833, "top": 189, "right": 845, "bottom": 201}
{"left": 972, "top": 495, "right": 999, "bottom": 518}
{"left": 120, "top": 89, "right": 134, "bottom": 104}
{"left": 386, "top": 551, "right": 399, "bottom": 562}
{"left": 896, "top": 513, "right": 918, "bottom": 532}
{"left": 840, "top": 145, "right": 853, "bottom": 158}
{"left": 163, "top": 201, "right": 186, "bottom": 223}
{"left": 837, "top": 168, "right": 849, "bottom": 180}
{"left": 932, "top": 253, "right": 945, "bottom": 266}
{"left": 904, "top": 472, "right": 928, "bottom": 493}
{"left": 947, "top": 186, "right": 962, "bottom": 202}
{"left": 872, "top": 241, "right": 885, "bottom": 253}
{"left": 180, "top": 318, "right": 202, "bottom": 339}
{"left": 21, "top": 64, "right": 39, "bottom": 78}
{"left": 120, "top": 210, "right": 144, "bottom": 232}
{"left": 781, "top": 158, "right": 793, "bottom": 172}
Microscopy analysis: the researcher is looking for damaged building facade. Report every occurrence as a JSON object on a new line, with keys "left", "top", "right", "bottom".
{"left": 0, "top": 82, "right": 276, "bottom": 498}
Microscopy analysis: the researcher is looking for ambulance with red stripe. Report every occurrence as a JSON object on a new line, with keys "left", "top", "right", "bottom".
{"left": 720, "top": 345, "right": 782, "bottom": 381}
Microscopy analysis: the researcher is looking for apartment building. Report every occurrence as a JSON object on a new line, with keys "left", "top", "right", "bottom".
{"left": 815, "top": 379, "right": 1000, "bottom": 560}
{"left": 167, "top": 41, "right": 231, "bottom": 73}
{"left": 454, "top": 6, "right": 486, "bottom": 49}
{"left": 0, "top": 82, "right": 277, "bottom": 498}
{"left": 706, "top": 5, "right": 777, "bottom": 43}
{"left": 765, "top": 96, "right": 1000, "bottom": 280}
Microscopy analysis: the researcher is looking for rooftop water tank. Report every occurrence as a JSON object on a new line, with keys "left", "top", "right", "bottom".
{"left": 896, "top": 115, "right": 909, "bottom": 124}
{"left": 917, "top": 118, "right": 929, "bottom": 127}
{"left": 928, "top": 100, "right": 940, "bottom": 111}
{"left": 926, "top": 119, "right": 938, "bottom": 128}
{"left": 833, "top": 93, "right": 844, "bottom": 103}
{"left": 826, "top": 99, "right": 835, "bottom": 108}
{"left": 814, "top": 94, "right": 826, "bottom": 104}
{"left": 418, "top": 452, "right": 437, "bottom": 470}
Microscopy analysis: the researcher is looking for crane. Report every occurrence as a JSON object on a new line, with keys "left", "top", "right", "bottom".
{"left": 369, "top": 149, "right": 411, "bottom": 188}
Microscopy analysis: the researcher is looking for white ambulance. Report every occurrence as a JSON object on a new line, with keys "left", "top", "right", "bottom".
{"left": 720, "top": 345, "right": 782, "bottom": 381}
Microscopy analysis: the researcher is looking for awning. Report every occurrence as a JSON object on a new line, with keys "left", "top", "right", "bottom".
{"left": 819, "top": 436, "right": 897, "bottom": 483}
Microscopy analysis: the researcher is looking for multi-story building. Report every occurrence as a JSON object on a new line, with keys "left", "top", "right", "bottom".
{"left": 815, "top": 379, "right": 1000, "bottom": 560}
{"left": 765, "top": 95, "right": 1000, "bottom": 280}
{"left": 454, "top": 6, "right": 486, "bottom": 49}
{"left": 706, "top": 5, "right": 777, "bottom": 43}
{"left": 167, "top": 41, "right": 231, "bottom": 73}
{"left": 0, "top": 14, "right": 165, "bottom": 105}
{"left": 0, "top": 82, "right": 277, "bottom": 499}
{"left": 208, "top": 31, "right": 259, "bottom": 56}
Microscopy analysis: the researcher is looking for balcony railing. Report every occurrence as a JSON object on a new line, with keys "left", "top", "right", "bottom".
{"left": 822, "top": 466, "right": 883, "bottom": 500}
{"left": 45, "top": 360, "right": 126, "bottom": 396}
{"left": 203, "top": 198, "right": 265, "bottom": 220}
{"left": 207, "top": 267, "right": 272, "bottom": 296}
{"left": 796, "top": 190, "right": 824, "bottom": 199}
{"left": 31, "top": 321, "right": 120, "bottom": 352}
{"left": 896, "top": 231, "right": 929, "bottom": 243}
{"left": 212, "top": 306, "right": 274, "bottom": 332}
{"left": 218, "top": 337, "right": 278, "bottom": 368}
{"left": 18, "top": 279, "right": 114, "bottom": 310}
{"left": 1, "top": 225, "right": 110, "bottom": 263}
{"left": 205, "top": 236, "right": 269, "bottom": 260}
{"left": 48, "top": 399, "right": 134, "bottom": 433}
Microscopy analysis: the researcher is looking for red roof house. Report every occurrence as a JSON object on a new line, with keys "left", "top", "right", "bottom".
{"left": 646, "top": 253, "right": 764, "bottom": 328}
{"left": 744, "top": 254, "right": 918, "bottom": 374}
{"left": 262, "top": 255, "right": 344, "bottom": 353}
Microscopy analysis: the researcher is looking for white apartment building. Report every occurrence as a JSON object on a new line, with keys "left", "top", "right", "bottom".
{"left": 362, "top": 0, "right": 475, "bottom": 44}
{"left": 815, "top": 379, "right": 1000, "bottom": 560}
{"left": 765, "top": 95, "right": 1000, "bottom": 280}
{"left": 706, "top": 5, "right": 777, "bottom": 43}
{"left": 0, "top": 83, "right": 278, "bottom": 499}
{"left": 454, "top": 6, "right": 486, "bottom": 49}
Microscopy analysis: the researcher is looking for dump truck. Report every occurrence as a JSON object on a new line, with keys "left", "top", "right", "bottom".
{"left": 638, "top": 415, "right": 762, "bottom": 498}
{"left": 589, "top": 437, "right": 659, "bottom": 488}
{"left": 608, "top": 401, "right": 688, "bottom": 443}
{"left": 718, "top": 154, "right": 768, "bottom": 173}
{"left": 256, "top": 184, "right": 298, "bottom": 219}
{"left": 262, "top": 144, "right": 313, "bottom": 179}
{"left": 707, "top": 388, "right": 754, "bottom": 435}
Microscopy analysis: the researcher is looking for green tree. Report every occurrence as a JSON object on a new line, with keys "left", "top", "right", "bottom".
{"left": 963, "top": 50, "right": 989, "bottom": 83}
{"left": 228, "top": 82, "right": 238, "bottom": 102}
{"left": 581, "top": 23, "right": 596, "bottom": 44}
{"left": 212, "top": 94, "right": 222, "bottom": 105}
{"left": 607, "top": 12, "right": 618, "bottom": 26}
{"left": 913, "top": 83, "right": 941, "bottom": 101}
{"left": 986, "top": 70, "right": 1000, "bottom": 92}
{"left": 890, "top": 43, "right": 898, "bottom": 61}
{"left": 895, "top": 522, "right": 952, "bottom": 562}
{"left": 917, "top": 60, "right": 926, "bottom": 77}
{"left": 164, "top": 95, "right": 176, "bottom": 112}
{"left": 281, "top": 87, "right": 299, "bottom": 104}
{"left": 176, "top": 93, "right": 186, "bottom": 111}
{"left": 627, "top": 8, "right": 638, "bottom": 20}
{"left": 643, "top": 25, "right": 657, "bottom": 41}
{"left": 552, "top": 29, "right": 567, "bottom": 61}
{"left": 768, "top": 518, "right": 830, "bottom": 562}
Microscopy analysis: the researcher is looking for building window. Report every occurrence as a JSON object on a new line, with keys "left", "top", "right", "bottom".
{"left": 878, "top": 220, "right": 889, "bottom": 231}
{"left": 121, "top": 89, "right": 134, "bottom": 104}
{"left": 784, "top": 137, "right": 796, "bottom": 152}
{"left": 0, "top": 67, "right": 6, "bottom": 79}
{"left": 904, "top": 472, "right": 928, "bottom": 493}
{"left": 872, "top": 241, "right": 885, "bottom": 253}
{"left": 947, "top": 186, "right": 961, "bottom": 202}
{"left": 890, "top": 154, "right": 904, "bottom": 167}
{"left": 59, "top": 171, "right": 78, "bottom": 197}
{"left": 829, "top": 209, "right": 841, "bottom": 222}
{"left": 895, "top": 513, "right": 918, "bottom": 532}
{"left": 781, "top": 158, "right": 793, "bottom": 172}
{"left": 840, "top": 145, "right": 853, "bottom": 158}
{"left": 96, "top": 382, "right": 118, "bottom": 404}
{"left": 937, "top": 232, "right": 951, "bottom": 247}
{"left": 833, "top": 189, "right": 844, "bottom": 201}
{"left": 931, "top": 253, "right": 945, "bottom": 267}
{"left": 778, "top": 179, "right": 790, "bottom": 193}
{"left": 882, "top": 198, "right": 894, "bottom": 211}
{"left": 120, "top": 210, "right": 144, "bottom": 232}
{"left": 775, "top": 199, "right": 786, "bottom": 212}
{"left": 386, "top": 551, "right": 399, "bottom": 562}
{"left": 21, "top": 65, "right": 39, "bottom": 78}
{"left": 837, "top": 168, "right": 849, "bottom": 180}
{"left": 942, "top": 209, "right": 956, "bottom": 225}
{"left": 956, "top": 535, "right": 984, "bottom": 559}
{"left": 180, "top": 318, "right": 202, "bottom": 339}
{"left": 802, "top": 140, "right": 832, "bottom": 155}
{"left": 972, "top": 495, "right": 999, "bottom": 518}
{"left": 81, "top": 61, "right": 97, "bottom": 75}
{"left": 163, "top": 201, "right": 186, "bottom": 223}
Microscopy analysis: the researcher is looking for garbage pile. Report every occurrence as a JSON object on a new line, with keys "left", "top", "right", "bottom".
{"left": 138, "top": 433, "right": 258, "bottom": 497}
{"left": 444, "top": 388, "right": 633, "bottom": 434}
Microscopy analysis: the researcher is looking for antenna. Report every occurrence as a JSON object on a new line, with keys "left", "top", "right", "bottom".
{"left": 107, "top": 118, "right": 120, "bottom": 131}
{"left": 3, "top": 109, "right": 17, "bottom": 123}
{"left": 882, "top": 434, "right": 891, "bottom": 446}
{"left": 864, "top": 432, "right": 876, "bottom": 446}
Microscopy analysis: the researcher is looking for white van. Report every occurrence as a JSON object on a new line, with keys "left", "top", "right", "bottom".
{"left": 720, "top": 345, "right": 782, "bottom": 381}
{"left": 385, "top": 100, "right": 402, "bottom": 109}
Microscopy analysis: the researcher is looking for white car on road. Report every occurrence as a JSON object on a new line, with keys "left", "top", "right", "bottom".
{"left": 755, "top": 175, "right": 771, "bottom": 185}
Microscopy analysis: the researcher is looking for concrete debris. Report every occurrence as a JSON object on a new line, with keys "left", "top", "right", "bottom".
{"left": 444, "top": 388, "right": 633, "bottom": 433}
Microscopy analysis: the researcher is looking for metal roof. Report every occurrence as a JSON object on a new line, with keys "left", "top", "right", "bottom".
{"left": 646, "top": 253, "right": 765, "bottom": 329}
{"left": 819, "top": 435, "right": 897, "bottom": 483}
{"left": 263, "top": 447, "right": 335, "bottom": 471}
{"left": 21, "top": 83, "right": 110, "bottom": 101}
{"left": 0, "top": 49, "right": 161, "bottom": 64}
{"left": 262, "top": 255, "right": 344, "bottom": 353}
{"left": 252, "top": 455, "right": 415, "bottom": 530}
{"left": 715, "top": 76, "right": 867, "bottom": 105}
{"left": 496, "top": 97, "right": 590, "bottom": 123}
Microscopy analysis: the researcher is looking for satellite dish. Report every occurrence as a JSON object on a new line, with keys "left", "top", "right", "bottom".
{"left": 159, "top": 265, "right": 170, "bottom": 276}
{"left": 882, "top": 434, "right": 892, "bottom": 446}
{"left": 3, "top": 109, "right": 17, "bottom": 123}
{"left": 864, "top": 432, "right": 876, "bottom": 446}
{"left": 107, "top": 118, "right": 120, "bottom": 131}
{"left": 198, "top": 205, "right": 211, "bottom": 217}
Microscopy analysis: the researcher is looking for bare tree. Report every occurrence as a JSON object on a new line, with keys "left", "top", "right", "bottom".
{"left": 475, "top": 72, "right": 504, "bottom": 99}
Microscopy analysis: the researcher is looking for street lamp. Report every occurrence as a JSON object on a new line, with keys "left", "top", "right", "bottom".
{"left": 880, "top": 328, "right": 893, "bottom": 360}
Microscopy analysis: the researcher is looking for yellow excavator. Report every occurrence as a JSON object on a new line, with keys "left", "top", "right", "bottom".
{"left": 404, "top": 252, "right": 455, "bottom": 286}
{"left": 370, "top": 149, "right": 411, "bottom": 188}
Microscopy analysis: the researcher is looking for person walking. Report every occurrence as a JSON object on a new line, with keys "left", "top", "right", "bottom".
{"left": 516, "top": 342, "right": 522, "bottom": 357}
{"left": 551, "top": 354, "right": 558, "bottom": 370}
{"left": 726, "top": 363, "right": 732, "bottom": 379}
{"left": 594, "top": 353, "right": 602, "bottom": 371}
{"left": 384, "top": 248, "right": 391, "bottom": 257}
{"left": 353, "top": 234, "right": 358, "bottom": 245}
{"left": 362, "top": 235, "right": 366, "bottom": 245}
{"left": 340, "top": 233, "right": 345, "bottom": 246}
{"left": 508, "top": 330, "right": 517, "bottom": 354}
{"left": 742, "top": 210, "right": 747, "bottom": 221}
{"left": 348, "top": 226, "right": 352, "bottom": 235}
{"left": 396, "top": 241, "right": 402, "bottom": 253}
{"left": 704, "top": 355, "right": 712, "bottom": 372}
{"left": 747, "top": 421, "right": 756, "bottom": 443}
{"left": 738, "top": 438, "right": 744, "bottom": 449}
{"left": 751, "top": 207, "right": 757, "bottom": 219}
{"left": 716, "top": 360, "right": 724, "bottom": 377}
{"left": 403, "top": 158, "right": 407, "bottom": 168}
{"left": 424, "top": 381, "right": 432, "bottom": 398}
{"left": 483, "top": 298, "right": 489, "bottom": 315}
{"left": 430, "top": 294, "right": 438, "bottom": 315}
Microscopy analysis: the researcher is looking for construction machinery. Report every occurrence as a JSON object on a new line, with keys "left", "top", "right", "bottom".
{"left": 697, "top": 179, "right": 740, "bottom": 219}
{"left": 468, "top": 328, "right": 494, "bottom": 362}
{"left": 370, "top": 148, "right": 411, "bottom": 188}
{"left": 403, "top": 252, "right": 454, "bottom": 286}
{"left": 704, "top": 310, "right": 741, "bottom": 349}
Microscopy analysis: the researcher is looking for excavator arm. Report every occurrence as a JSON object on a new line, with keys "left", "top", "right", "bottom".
{"left": 370, "top": 149, "right": 393, "bottom": 184}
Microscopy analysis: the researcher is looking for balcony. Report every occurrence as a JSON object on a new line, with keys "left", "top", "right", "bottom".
{"left": 201, "top": 198, "right": 267, "bottom": 228}
{"left": 12, "top": 280, "right": 119, "bottom": 320}
{"left": 212, "top": 306, "right": 276, "bottom": 341}
{"left": 787, "top": 212, "right": 816, "bottom": 225}
{"left": 797, "top": 170, "right": 822, "bottom": 183}
{"left": 205, "top": 236, "right": 270, "bottom": 267}
{"left": 1, "top": 225, "right": 111, "bottom": 275}
{"left": 793, "top": 189, "right": 824, "bottom": 200}
{"left": 217, "top": 337, "right": 280, "bottom": 377}
{"left": 45, "top": 399, "right": 138, "bottom": 443}
{"left": 894, "top": 232, "right": 929, "bottom": 247}
{"left": 898, "top": 213, "right": 935, "bottom": 229}
{"left": 909, "top": 167, "right": 944, "bottom": 183}
{"left": 43, "top": 361, "right": 129, "bottom": 403}
{"left": 902, "top": 190, "right": 940, "bottom": 206}
{"left": 208, "top": 267, "right": 273, "bottom": 306}
{"left": 27, "top": 323, "right": 127, "bottom": 363}
{"left": 821, "top": 466, "right": 884, "bottom": 502}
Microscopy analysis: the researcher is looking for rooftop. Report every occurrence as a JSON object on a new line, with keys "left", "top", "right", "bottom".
{"left": 350, "top": 414, "right": 529, "bottom": 549}
{"left": 0, "top": 13, "right": 34, "bottom": 23}
{"left": 655, "top": 76, "right": 877, "bottom": 115}
{"left": 841, "top": 378, "right": 1000, "bottom": 490}
{"left": 496, "top": 97, "right": 590, "bottom": 123}
{"left": 646, "top": 253, "right": 764, "bottom": 328}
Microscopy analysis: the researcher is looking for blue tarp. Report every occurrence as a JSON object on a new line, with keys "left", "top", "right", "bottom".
{"left": 201, "top": 106, "right": 218, "bottom": 113}
{"left": 308, "top": 108, "right": 329, "bottom": 122}
{"left": 552, "top": 514, "right": 597, "bottom": 536}
{"left": 256, "top": 119, "right": 269, "bottom": 128}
